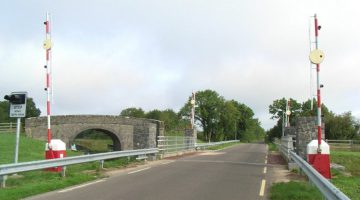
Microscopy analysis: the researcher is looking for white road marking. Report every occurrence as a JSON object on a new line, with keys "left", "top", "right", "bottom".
{"left": 263, "top": 166, "right": 267, "bottom": 174}
{"left": 58, "top": 179, "right": 105, "bottom": 193}
{"left": 128, "top": 167, "right": 151, "bottom": 174}
{"left": 259, "top": 179, "right": 266, "bottom": 197}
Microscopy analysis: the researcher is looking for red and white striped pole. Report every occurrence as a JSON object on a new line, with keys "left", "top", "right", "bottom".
{"left": 43, "top": 12, "right": 53, "bottom": 159}
{"left": 314, "top": 14, "right": 322, "bottom": 151}
{"left": 307, "top": 14, "right": 331, "bottom": 179}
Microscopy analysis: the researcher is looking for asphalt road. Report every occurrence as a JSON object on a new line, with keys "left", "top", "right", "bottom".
{"left": 26, "top": 143, "right": 276, "bottom": 200}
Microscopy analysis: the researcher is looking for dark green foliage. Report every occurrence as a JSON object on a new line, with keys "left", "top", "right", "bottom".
{"left": 0, "top": 98, "right": 41, "bottom": 123}
{"left": 25, "top": 98, "right": 41, "bottom": 118}
{"left": 267, "top": 98, "right": 360, "bottom": 141}
{"left": 120, "top": 107, "right": 145, "bottom": 118}
{"left": 179, "top": 89, "right": 265, "bottom": 142}
{"left": 120, "top": 89, "right": 264, "bottom": 142}
{"left": 146, "top": 109, "right": 183, "bottom": 131}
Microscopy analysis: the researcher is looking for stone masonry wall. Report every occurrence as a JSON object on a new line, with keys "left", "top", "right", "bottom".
{"left": 25, "top": 115, "right": 164, "bottom": 151}
{"left": 295, "top": 117, "right": 325, "bottom": 159}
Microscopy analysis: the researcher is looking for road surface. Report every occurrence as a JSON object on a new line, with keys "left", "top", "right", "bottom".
{"left": 26, "top": 143, "right": 282, "bottom": 200}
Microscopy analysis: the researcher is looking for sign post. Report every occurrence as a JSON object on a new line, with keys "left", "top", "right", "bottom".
{"left": 4, "top": 92, "right": 27, "bottom": 164}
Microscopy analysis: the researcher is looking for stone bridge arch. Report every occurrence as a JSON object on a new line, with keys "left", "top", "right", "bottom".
{"left": 25, "top": 115, "right": 164, "bottom": 151}
{"left": 70, "top": 127, "right": 122, "bottom": 151}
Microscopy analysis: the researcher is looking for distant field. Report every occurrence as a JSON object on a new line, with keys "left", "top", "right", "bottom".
{"left": 74, "top": 138, "right": 113, "bottom": 153}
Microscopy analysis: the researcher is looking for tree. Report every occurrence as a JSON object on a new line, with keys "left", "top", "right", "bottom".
{"left": 146, "top": 109, "right": 182, "bottom": 131}
{"left": 218, "top": 100, "right": 240, "bottom": 140}
{"left": 120, "top": 107, "right": 145, "bottom": 118}
{"left": 326, "top": 112, "right": 360, "bottom": 139}
{"left": 179, "top": 90, "right": 225, "bottom": 142}
{"left": 0, "top": 101, "right": 9, "bottom": 122}
{"left": 241, "top": 118, "right": 265, "bottom": 142}
{"left": 145, "top": 109, "right": 162, "bottom": 120}
{"left": 26, "top": 98, "right": 41, "bottom": 118}
{"left": 0, "top": 97, "right": 41, "bottom": 122}
{"left": 179, "top": 90, "right": 263, "bottom": 142}
{"left": 269, "top": 98, "right": 302, "bottom": 125}
{"left": 300, "top": 98, "right": 331, "bottom": 118}
{"left": 268, "top": 97, "right": 360, "bottom": 140}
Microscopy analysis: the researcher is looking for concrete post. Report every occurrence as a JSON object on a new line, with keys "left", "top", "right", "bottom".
{"left": 0, "top": 175, "right": 7, "bottom": 188}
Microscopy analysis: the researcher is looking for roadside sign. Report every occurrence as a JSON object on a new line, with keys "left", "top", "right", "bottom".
{"left": 5, "top": 92, "right": 27, "bottom": 118}
{"left": 10, "top": 104, "right": 26, "bottom": 118}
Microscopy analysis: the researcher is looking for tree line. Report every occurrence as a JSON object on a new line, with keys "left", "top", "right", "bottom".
{"left": 1, "top": 90, "right": 265, "bottom": 142}
{"left": 120, "top": 89, "right": 265, "bottom": 142}
{"left": 267, "top": 98, "right": 360, "bottom": 141}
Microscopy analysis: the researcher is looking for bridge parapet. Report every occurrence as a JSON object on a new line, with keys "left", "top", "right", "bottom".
{"left": 25, "top": 115, "right": 164, "bottom": 151}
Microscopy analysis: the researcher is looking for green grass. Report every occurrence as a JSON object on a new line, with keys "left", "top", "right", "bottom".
{"left": 74, "top": 138, "right": 113, "bottom": 153}
{"left": 331, "top": 151, "right": 360, "bottom": 176}
{"left": 270, "top": 181, "right": 322, "bottom": 200}
{"left": 267, "top": 142, "right": 277, "bottom": 152}
{"left": 269, "top": 150, "right": 360, "bottom": 200}
{"left": 0, "top": 132, "right": 141, "bottom": 200}
{"left": 330, "top": 150, "right": 360, "bottom": 199}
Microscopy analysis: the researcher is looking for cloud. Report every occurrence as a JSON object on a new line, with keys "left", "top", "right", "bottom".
{"left": 1, "top": 0, "right": 360, "bottom": 130}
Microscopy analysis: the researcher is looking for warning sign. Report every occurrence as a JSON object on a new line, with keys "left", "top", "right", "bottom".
{"left": 10, "top": 104, "right": 26, "bottom": 118}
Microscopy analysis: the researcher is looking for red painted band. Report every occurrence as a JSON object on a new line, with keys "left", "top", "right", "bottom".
{"left": 46, "top": 74, "right": 50, "bottom": 87}
{"left": 47, "top": 101, "right": 50, "bottom": 115}
{"left": 47, "top": 128, "right": 52, "bottom": 144}
{"left": 317, "top": 89, "right": 321, "bottom": 107}
{"left": 317, "top": 126, "right": 322, "bottom": 145}
{"left": 46, "top": 50, "right": 49, "bottom": 61}
{"left": 46, "top": 20, "right": 49, "bottom": 33}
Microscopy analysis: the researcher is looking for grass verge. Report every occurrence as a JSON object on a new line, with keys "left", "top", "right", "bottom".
{"left": 268, "top": 145, "right": 359, "bottom": 200}
{"left": 270, "top": 181, "right": 322, "bottom": 200}
{"left": 267, "top": 142, "right": 277, "bottom": 152}
{"left": 0, "top": 133, "right": 141, "bottom": 200}
{"left": 330, "top": 150, "right": 360, "bottom": 199}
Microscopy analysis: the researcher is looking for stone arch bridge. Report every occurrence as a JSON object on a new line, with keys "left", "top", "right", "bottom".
{"left": 25, "top": 115, "right": 164, "bottom": 151}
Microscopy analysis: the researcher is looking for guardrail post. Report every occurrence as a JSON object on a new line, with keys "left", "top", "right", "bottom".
{"left": 61, "top": 166, "right": 66, "bottom": 177}
{"left": 100, "top": 160, "right": 104, "bottom": 169}
{"left": 0, "top": 175, "right": 7, "bottom": 188}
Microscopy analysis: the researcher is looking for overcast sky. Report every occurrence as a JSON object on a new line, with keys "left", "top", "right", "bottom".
{"left": 1, "top": 0, "right": 359, "bottom": 130}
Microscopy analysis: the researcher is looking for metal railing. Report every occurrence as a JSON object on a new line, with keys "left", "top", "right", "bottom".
{"left": 0, "top": 122, "right": 14, "bottom": 133}
{"left": 157, "top": 136, "right": 196, "bottom": 155}
{"left": 290, "top": 151, "right": 350, "bottom": 200}
{"left": 275, "top": 138, "right": 350, "bottom": 200}
{"left": 0, "top": 148, "right": 158, "bottom": 188}
{"left": 157, "top": 135, "right": 239, "bottom": 156}
{"left": 326, "top": 139, "right": 360, "bottom": 151}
